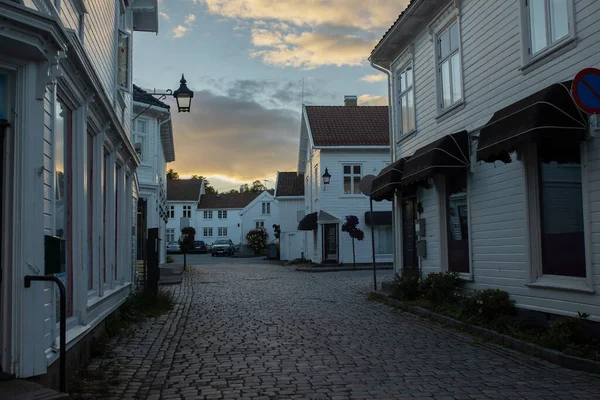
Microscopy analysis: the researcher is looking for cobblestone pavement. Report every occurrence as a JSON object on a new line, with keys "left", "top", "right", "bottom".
{"left": 88, "top": 263, "right": 600, "bottom": 399}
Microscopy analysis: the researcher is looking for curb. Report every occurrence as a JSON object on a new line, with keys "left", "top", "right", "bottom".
{"left": 371, "top": 291, "right": 600, "bottom": 374}
{"left": 297, "top": 266, "right": 393, "bottom": 273}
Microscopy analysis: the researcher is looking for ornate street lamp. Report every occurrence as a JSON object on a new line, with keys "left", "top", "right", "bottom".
{"left": 173, "top": 74, "right": 194, "bottom": 113}
{"left": 322, "top": 168, "right": 331, "bottom": 185}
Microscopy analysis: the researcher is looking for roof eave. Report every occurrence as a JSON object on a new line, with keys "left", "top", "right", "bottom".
{"left": 315, "top": 145, "right": 390, "bottom": 150}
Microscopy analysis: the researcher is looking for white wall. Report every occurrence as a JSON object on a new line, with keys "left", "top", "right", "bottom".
{"left": 241, "top": 192, "right": 281, "bottom": 245}
{"left": 386, "top": 0, "right": 600, "bottom": 319}
{"left": 277, "top": 198, "right": 306, "bottom": 261}
{"left": 195, "top": 208, "right": 243, "bottom": 246}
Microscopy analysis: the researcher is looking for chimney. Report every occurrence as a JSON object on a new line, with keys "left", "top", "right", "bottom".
{"left": 344, "top": 95, "right": 358, "bottom": 106}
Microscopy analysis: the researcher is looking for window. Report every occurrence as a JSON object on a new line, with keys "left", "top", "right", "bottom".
{"left": 87, "top": 132, "right": 94, "bottom": 290}
{"left": 538, "top": 159, "right": 585, "bottom": 277}
{"left": 262, "top": 202, "right": 270, "bottom": 215}
{"left": 343, "top": 165, "right": 362, "bottom": 194}
{"left": 204, "top": 210, "right": 213, "bottom": 219}
{"left": 55, "top": 97, "right": 73, "bottom": 317}
{"left": 437, "top": 21, "right": 462, "bottom": 110}
{"left": 204, "top": 227, "right": 213, "bottom": 237}
{"left": 169, "top": 205, "right": 175, "bottom": 219}
{"left": 525, "top": 0, "right": 572, "bottom": 57}
{"left": 117, "top": 30, "right": 129, "bottom": 88}
{"left": 256, "top": 221, "right": 265, "bottom": 229}
{"left": 136, "top": 119, "right": 147, "bottom": 133}
{"left": 183, "top": 205, "right": 191, "bottom": 218}
{"left": 133, "top": 134, "right": 146, "bottom": 162}
{"left": 166, "top": 229, "right": 175, "bottom": 242}
{"left": 374, "top": 226, "right": 394, "bottom": 254}
{"left": 218, "top": 227, "right": 228, "bottom": 237}
{"left": 446, "top": 174, "right": 470, "bottom": 273}
{"left": 218, "top": 210, "right": 227, "bottom": 219}
{"left": 397, "top": 63, "right": 415, "bottom": 134}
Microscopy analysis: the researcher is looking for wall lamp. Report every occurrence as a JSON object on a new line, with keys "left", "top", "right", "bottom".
{"left": 322, "top": 168, "right": 331, "bottom": 185}
{"left": 134, "top": 74, "right": 194, "bottom": 120}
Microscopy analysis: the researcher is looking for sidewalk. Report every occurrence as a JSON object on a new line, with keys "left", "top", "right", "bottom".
{"left": 296, "top": 264, "right": 393, "bottom": 272}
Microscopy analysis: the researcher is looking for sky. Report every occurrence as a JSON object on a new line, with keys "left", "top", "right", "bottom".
{"left": 133, "top": 0, "right": 409, "bottom": 192}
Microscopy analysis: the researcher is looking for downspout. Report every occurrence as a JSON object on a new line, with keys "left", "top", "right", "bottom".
{"left": 369, "top": 60, "right": 395, "bottom": 163}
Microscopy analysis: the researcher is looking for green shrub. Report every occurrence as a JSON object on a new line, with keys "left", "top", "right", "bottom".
{"left": 391, "top": 270, "right": 421, "bottom": 301}
{"left": 419, "top": 271, "right": 463, "bottom": 304}
{"left": 540, "top": 313, "right": 589, "bottom": 351}
{"left": 166, "top": 256, "right": 174, "bottom": 264}
{"left": 461, "top": 289, "right": 515, "bottom": 323}
{"left": 246, "top": 228, "right": 268, "bottom": 255}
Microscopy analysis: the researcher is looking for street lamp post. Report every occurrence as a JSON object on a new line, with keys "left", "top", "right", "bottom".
{"left": 134, "top": 74, "right": 195, "bottom": 120}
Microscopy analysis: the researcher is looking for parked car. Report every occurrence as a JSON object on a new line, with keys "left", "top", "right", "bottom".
{"left": 166, "top": 242, "right": 180, "bottom": 253}
{"left": 211, "top": 239, "right": 235, "bottom": 257}
{"left": 192, "top": 240, "right": 208, "bottom": 254}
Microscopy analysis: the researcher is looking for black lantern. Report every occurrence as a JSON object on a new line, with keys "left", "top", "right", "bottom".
{"left": 322, "top": 168, "right": 331, "bottom": 184}
{"left": 173, "top": 74, "right": 194, "bottom": 113}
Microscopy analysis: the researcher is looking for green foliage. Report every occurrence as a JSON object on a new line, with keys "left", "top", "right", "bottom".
{"left": 419, "top": 271, "right": 463, "bottom": 304}
{"left": 461, "top": 289, "right": 516, "bottom": 323}
{"left": 179, "top": 227, "right": 196, "bottom": 253}
{"left": 246, "top": 227, "right": 268, "bottom": 254}
{"left": 166, "top": 256, "right": 174, "bottom": 264}
{"left": 166, "top": 169, "right": 179, "bottom": 180}
{"left": 391, "top": 270, "right": 421, "bottom": 301}
{"left": 540, "top": 313, "right": 589, "bottom": 351}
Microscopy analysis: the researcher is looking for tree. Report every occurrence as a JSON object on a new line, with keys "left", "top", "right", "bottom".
{"left": 246, "top": 227, "right": 268, "bottom": 255}
{"left": 191, "top": 175, "right": 217, "bottom": 194}
{"left": 190, "top": 174, "right": 201, "bottom": 179}
{"left": 239, "top": 183, "right": 250, "bottom": 193}
{"left": 249, "top": 180, "right": 266, "bottom": 193}
{"left": 226, "top": 189, "right": 239, "bottom": 194}
{"left": 341, "top": 215, "right": 364, "bottom": 270}
{"left": 167, "top": 169, "right": 179, "bottom": 180}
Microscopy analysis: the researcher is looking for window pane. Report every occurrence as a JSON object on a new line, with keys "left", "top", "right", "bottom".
{"left": 343, "top": 165, "right": 351, "bottom": 174}
{"left": 550, "top": 0, "right": 569, "bottom": 42}
{"left": 137, "top": 120, "right": 147, "bottom": 133}
{"left": 539, "top": 161, "right": 586, "bottom": 277}
{"left": 353, "top": 176, "right": 361, "bottom": 194}
{"left": 344, "top": 177, "right": 352, "bottom": 194}
{"left": 407, "top": 89, "right": 415, "bottom": 132}
{"left": 439, "top": 30, "right": 450, "bottom": 59}
{"left": 375, "top": 226, "right": 394, "bottom": 254}
{"left": 447, "top": 174, "right": 469, "bottom": 273}
{"left": 399, "top": 71, "right": 406, "bottom": 92}
{"left": 529, "top": 0, "right": 548, "bottom": 54}
{"left": 406, "top": 67, "right": 413, "bottom": 88}
{"left": 401, "top": 95, "right": 408, "bottom": 133}
{"left": 449, "top": 23, "right": 459, "bottom": 52}
{"left": 441, "top": 60, "right": 452, "bottom": 109}
{"left": 353, "top": 165, "right": 361, "bottom": 175}
{"left": 117, "top": 32, "right": 129, "bottom": 87}
{"left": 451, "top": 53, "right": 462, "bottom": 103}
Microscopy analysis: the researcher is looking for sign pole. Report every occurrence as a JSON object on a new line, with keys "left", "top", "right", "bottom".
{"left": 370, "top": 196, "right": 377, "bottom": 291}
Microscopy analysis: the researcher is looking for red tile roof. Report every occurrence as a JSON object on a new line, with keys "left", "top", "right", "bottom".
{"left": 197, "top": 192, "right": 261, "bottom": 210}
{"left": 305, "top": 106, "right": 389, "bottom": 147}
{"left": 276, "top": 172, "right": 305, "bottom": 197}
{"left": 167, "top": 179, "right": 203, "bottom": 201}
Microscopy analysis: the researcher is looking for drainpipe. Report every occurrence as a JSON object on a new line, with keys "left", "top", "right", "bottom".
{"left": 370, "top": 60, "right": 395, "bottom": 163}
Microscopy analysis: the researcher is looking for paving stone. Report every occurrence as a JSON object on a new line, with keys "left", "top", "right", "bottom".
{"left": 77, "top": 263, "right": 600, "bottom": 399}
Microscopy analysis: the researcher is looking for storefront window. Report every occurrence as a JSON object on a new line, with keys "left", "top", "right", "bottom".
{"left": 374, "top": 225, "right": 393, "bottom": 254}
{"left": 446, "top": 174, "right": 469, "bottom": 273}
{"left": 55, "top": 98, "right": 73, "bottom": 317}
{"left": 539, "top": 159, "right": 585, "bottom": 277}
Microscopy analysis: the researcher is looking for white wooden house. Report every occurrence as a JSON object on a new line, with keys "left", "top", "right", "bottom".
{"left": 370, "top": 0, "right": 600, "bottom": 320}
{"left": 133, "top": 85, "right": 175, "bottom": 266}
{"left": 166, "top": 179, "right": 204, "bottom": 243}
{"left": 0, "top": 0, "right": 159, "bottom": 384}
{"left": 275, "top": 172, "right": 306, "bottom": 261}
{"left": 297, "top": 97, "right": 394, "bottom": 265}
{"left": 240, "top": 190, "right": 280, "bottom": 247}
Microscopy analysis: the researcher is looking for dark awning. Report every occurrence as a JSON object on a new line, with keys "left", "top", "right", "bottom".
{"left": 477, "top": 81, "right": 588, "bottom": 164}
{"left": 364, "top": 211, "right": 393, "bottom": 225}
{"left": 401, "top": 130, "right": 470, "bottom": 187}
{"left": 298, "top": 212, "right": 318, "bottom": 230}
{"left": 370, "top": 157, "right": 409, "bottom": 202}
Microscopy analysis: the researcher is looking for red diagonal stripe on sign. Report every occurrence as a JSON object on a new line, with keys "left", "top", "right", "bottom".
{"left": 581, "top": 77, "right": 600, "bottom": 101}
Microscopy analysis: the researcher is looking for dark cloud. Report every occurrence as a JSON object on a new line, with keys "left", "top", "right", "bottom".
{"left": 167, "top": 90, "right": 301, "bottom": 181}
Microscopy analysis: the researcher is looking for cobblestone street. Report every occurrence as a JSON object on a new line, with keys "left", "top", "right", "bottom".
{"left": 87, "top": 262, "right": 600, "bottom": 399}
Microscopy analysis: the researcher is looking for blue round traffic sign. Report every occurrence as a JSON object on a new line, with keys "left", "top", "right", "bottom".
{"left": 572, "top": 68, "right": 600, "bottom": 115}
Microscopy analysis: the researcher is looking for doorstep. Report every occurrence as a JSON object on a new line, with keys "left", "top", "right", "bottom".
{"left": 0, "top": 379, "right": 68, "bottom": 399}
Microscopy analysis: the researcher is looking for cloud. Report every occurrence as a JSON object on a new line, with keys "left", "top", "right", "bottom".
{"left": 199, "top": 0, "right": 408, "bottom": 30}
{"left": 185, "top": 14, "right": 197, "bottom": 25}
{"left": 159, "top": 12, "right": 170, "bottom": 21}
{"left": 167, "top": 90, "right": 301, "bottom": 182}
{"left": 358, "top": 94, "right": 388, "bottom": 106}
{"left": 251, "top": 30, "right": 378, "bottom": 69}
{"left": 172, "top": 25, "right": 190, "bottom": 38}
{"left": 361, "top": 74, "right": 386, "bottom": 83}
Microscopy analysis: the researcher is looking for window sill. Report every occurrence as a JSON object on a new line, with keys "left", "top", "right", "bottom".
{"left": 435, "top": 101, "right": 466, "bottom": 122}
{"left": 396, "top": 130, "right": 417, "bottom": 145}
{"left": 526, "top": 275, "right": 594, "bottom": 294}
{"left": 520, "top": 37, "right": 578, "bottom": 75}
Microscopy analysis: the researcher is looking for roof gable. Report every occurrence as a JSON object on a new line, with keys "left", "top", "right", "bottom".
{"left": 133, "top": 84, "right": 170, "bottom": 109}
{"left": 241, "top": 191, "right": 275, "bottom": 214}
{"left": 197, "top": 192, "right": 261, "bottom": 210}
{"left": 167, "top": 179, "right": 203, "bottom": 202}
{"left": 275, "top": 172, "right": 305, "bottom": 197}
{"left": 304, "top": 106, "right": 389, "bottom": 147}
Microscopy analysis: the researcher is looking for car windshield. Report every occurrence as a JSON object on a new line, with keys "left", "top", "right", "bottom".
{"left": 214, "top": 240, "right": 229, "bottom": 245}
